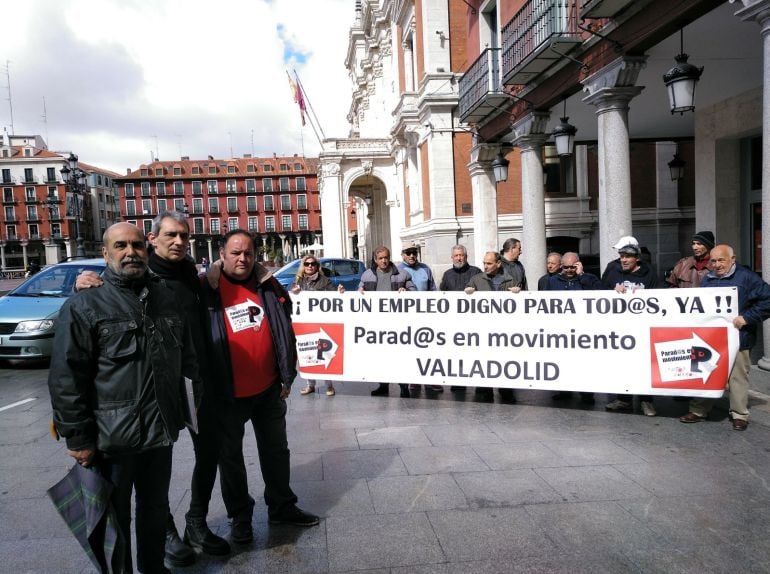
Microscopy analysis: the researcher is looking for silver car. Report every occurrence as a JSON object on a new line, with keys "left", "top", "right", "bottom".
{"left": 0, "top": 258, "right": 106, "bottom": 361}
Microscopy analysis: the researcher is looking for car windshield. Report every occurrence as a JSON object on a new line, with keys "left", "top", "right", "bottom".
{"left": 9, "top": 264, "right": 104, "bottom": 298}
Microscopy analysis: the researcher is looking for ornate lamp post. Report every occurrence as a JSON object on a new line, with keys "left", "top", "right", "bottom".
{"left": 59, "top": 153, "right": 88, "bottom": 257}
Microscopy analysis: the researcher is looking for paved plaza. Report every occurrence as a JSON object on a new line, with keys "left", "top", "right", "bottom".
{"left": 1, "top": 361, "right": 770, "bottom": 573}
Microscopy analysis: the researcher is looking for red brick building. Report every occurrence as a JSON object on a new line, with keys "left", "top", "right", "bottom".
{"left": 117, "top": 154, "right": 321, "bottom": 264}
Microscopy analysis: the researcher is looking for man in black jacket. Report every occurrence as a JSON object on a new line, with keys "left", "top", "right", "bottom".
{"left": 439, "top": 244, "right": 481, "bottom": 291}
{"left": 49, "top": 222, "right": 200, "bottom": 574}
{"left": 204, "top": 230, "right": 318, "bottom": 545}
{"left": 76, "top": 212, "right": 231, "bottom": 566}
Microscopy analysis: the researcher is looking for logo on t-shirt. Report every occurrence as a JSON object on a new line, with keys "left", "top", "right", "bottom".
{"left": 225, "top": 298, "right": 265, "bottom": 332}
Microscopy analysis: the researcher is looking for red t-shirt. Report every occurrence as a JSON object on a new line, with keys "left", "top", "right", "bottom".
{"left": 219, "top": 276, "right": 280, "bottom": 398}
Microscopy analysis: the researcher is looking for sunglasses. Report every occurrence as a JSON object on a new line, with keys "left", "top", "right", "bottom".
{"left": 561, "top": 265, "right": 577, "bottom": 270}
{"left": 303, "top": 261, "right": 319, "bottom": 267}
{"left": 403, "top": 250, "right": 418, "bottom": 256}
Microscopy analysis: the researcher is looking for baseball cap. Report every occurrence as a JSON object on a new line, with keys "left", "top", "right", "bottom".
{"left": 612, "top": 236, "right": 638, "bottom": 250}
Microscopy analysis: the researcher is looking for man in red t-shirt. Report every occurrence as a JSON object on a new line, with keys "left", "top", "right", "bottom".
{"left": 205, "top": 231, "right": 318, "bottom": 545}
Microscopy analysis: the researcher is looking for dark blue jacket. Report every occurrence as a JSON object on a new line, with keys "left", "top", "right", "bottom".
{"left": 601, "top": 260, "right": 661, "bottom": 290}
{"left": 701, "top": 264, "right": 770, "bottom": 350}
{"left": 545, "top": 272, "right": 605, "bottom": 291}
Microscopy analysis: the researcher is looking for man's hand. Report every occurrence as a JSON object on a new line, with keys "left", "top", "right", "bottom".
{"left": 464, "top": 286, "right": 476, "bottom": 294}
{"left": 280, "top": 384, "right": 291, "bottom": 399}
{"left": 734, "top": 315, "right": 747, "bottom": 329}
{"left": 290, "top": 285, "right": 301, "bottom": 294}
{"left": 68, "top": 448, "right": 95, "bottom": 467}
{"left": 614, "top": 283, "right": 626, "bottom": 294}
{"left": 575, "top": 261, "right": 584, "bottom": 275}
{"left": 337, "top": 284, "right": 345, "bottom": 293}
{"left": 75, "top": 271, "right": 103, "bottom": 291}
{"left": 509, "top": 286, "right": 522, "bottom": 293}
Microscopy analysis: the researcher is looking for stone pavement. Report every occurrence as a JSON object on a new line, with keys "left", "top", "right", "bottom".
{"left": 1, "top": 362, "right": 770, "bottom": 573}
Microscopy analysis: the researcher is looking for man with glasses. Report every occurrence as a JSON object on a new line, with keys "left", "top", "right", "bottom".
{"left": 680, "top": 244, "right": 770, "bottom": 430}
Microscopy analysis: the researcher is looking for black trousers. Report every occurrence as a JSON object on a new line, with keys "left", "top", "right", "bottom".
{"left": 184, "top": 395, "right": 224, "bottom": 522}
{"left": 219, "top": 383, "right": 297, "bottom": 520}
{"left": 103, "top": 445, "right": 173, "bottom": 574}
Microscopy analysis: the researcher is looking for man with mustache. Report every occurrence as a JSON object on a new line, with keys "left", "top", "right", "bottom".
{"left": 49, "top": 222, "right": 200, "bottom": 574}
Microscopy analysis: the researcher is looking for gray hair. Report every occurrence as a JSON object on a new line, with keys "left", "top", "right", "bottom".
{"left": 151, "top": 210, "right": 189, "bottom": 235}
{"left": 451, "top": 245, "right": 468, "bottom": 256}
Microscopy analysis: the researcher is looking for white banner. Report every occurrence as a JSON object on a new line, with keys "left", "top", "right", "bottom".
{"left": 291, "top": 288, "right": 740, "bottom": 398}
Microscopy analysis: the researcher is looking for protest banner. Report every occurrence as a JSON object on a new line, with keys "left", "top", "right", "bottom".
{"left": 291, "top": 288, "right": 739, "bottom": 397}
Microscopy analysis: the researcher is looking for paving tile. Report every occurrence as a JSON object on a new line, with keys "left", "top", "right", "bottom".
{"left": 322, "top": 448, "right": 408, "bottom": 480}
{"left": 288, "top": 427, "right": 360, "bottom": 454}
{"left": 534, "top": 465, "right": 652, "bottom": 502}
{"left": 369, "top": 474, "right": 468, "bottom": 513}
{"left": 290, "top": 478, "right": 374, "bottom": 517}
{"left": 539, "top": 438, "right": 644, "bottom": 465}
{"left": 471, "top": 442, "right": 565, "bottom": 470}
{"left": 453, "top": 469, "right": 561, "bottom": 508}
{"left": 356, "top": 425, "right": 432, "bottom": 449}
{"left": 399, "top": 446, "right": 489, "bottom": 474}
{"left": 0, "top": 539, "right": 94, "bottom": 573}
{"left": 421, "top": 423, "right": 502, "bottom": 447}
{"left": 427, "top": 507, "right": 556, "bottom": 562}
{"left": 327, "top": 513, "right": 444, "bottom": 571}
{"left": 612, "top": 460, "right": 742, "bottom": 497}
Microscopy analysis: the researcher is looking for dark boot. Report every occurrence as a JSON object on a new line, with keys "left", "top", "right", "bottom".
{"left": 371, "top": 384, "right": 389, "bottom": 396}
{"left": 165, "top": 514, "right": 195, "bottom": 567}
{"left": 230, "top": 511, "right": 254, "bottom": 545}
{"left": 184, "top": 517, "right": 231, "bottom": 556}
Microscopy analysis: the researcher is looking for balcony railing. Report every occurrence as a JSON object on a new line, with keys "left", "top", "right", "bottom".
{"left": 502, "top": 0, "right": 581, "bottom": 86}
{"left": 458, "top": 48, "right": 512, "bottom": 124}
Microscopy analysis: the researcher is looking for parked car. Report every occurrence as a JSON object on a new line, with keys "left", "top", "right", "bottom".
{"left": 272, "top": 257, "right": 365, "bottom": 292}
{"left": 0, "top": 258, "right": 106, "bottom": 361}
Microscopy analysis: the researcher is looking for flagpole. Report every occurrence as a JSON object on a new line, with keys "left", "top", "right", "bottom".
{"left": 294, "top": 70, "right": 326, "bottom": 141}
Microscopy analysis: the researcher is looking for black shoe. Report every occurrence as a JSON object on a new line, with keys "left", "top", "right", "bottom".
{"left": 498, "top": 389, "right": 516, "bottom": 403}
{"left": 450, "top": 386, "right": 464, "bottom": 392}
{"left": 185, "top": 519, "right": 231, "bottom": 556}
{"left": 400, "top": 387, "right": 411, "bottom": 398}
{"left": 552, "top": 391, "right": 570, "bottom": 400}
{"left": 371, "top": 384, "right": 389, "bottom": 396}
{"left": 165, "top": 517, "right": 195, "bottom": 567}
{"left": 268, "top": 505, "right": 320, "bottom": 527}
{"left": 230, "top": 518, "right": 254, "bottom": 545}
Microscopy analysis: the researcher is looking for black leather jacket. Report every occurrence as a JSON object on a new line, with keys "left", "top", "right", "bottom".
{"left": 48, "top": 268, "right": 199, "bottom": 455}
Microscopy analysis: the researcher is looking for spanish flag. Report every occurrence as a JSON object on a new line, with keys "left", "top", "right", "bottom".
{"left": 286, "top": 70, "right": 306, "bottom": 126}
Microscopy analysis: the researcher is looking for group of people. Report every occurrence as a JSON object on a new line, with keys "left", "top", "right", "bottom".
{"left": 46, "top": 214, "right": 770, "bottom": 573}
{"left": 360, "top": 232, "right": 770, "bottom": 428}
{"left": 48, "top": 213, "right": 318, "bottom": 574}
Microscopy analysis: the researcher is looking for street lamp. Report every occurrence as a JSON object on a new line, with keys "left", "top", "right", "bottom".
{"left": 668, "top": 153, "right": 686, "bottom": 181}
{"left": 663, "top": 29, "right": 703, "bottom": 115}
{"left": 492, "top": 152, "right": 510, "bottom": 183}
{"left": 59, "top": 152, "right": 88, "bottom": 257}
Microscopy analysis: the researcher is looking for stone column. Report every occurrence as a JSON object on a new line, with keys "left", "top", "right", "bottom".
{"left": 207, "top": 238, "right": 213, "bottom": 262}
{"left": 468, "top": 143, "right": 501, "bottom": 265}
{"left": 512, "top": 112, "right": 550, "bottom": 283}
{"left": 582, "top": 56, "right": 646, "bottom": 271}
{"left": 0, "top": 241, "right": 6, "bottom": 270}
{"left": 189, "top": 241, "right": 197, "bottom": 262}
{"left": 734, "top": 1, "right": 770, "bottom": 369}
{"left": 44, "top": 240, "right": 60, "bottom": 265}
{"left": 403, "top": 41, "right": 414, "bottom": 92}
{"left": 318, "top": 160, "right": 345, "bottom": 257}
{"left": 21, "top": 241, "right": 29, "bottom": 270}
{"left": 65, "top": 239, "right": 74, "bottom": 260}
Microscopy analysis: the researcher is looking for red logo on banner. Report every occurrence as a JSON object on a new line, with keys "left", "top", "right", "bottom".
{"left": 649, "top": 327, "right": 729, "bottom": 390}
{"left": 293, "top": 323, "right": 345, "bottom": 375}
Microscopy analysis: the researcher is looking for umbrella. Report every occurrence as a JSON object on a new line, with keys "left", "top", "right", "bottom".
{"left": 47, "top": 463, "right": 126, "bottom": 573}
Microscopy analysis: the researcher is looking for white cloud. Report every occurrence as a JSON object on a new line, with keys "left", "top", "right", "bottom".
{"left": 2, "top": 0, "right": 354, "bottom": 173}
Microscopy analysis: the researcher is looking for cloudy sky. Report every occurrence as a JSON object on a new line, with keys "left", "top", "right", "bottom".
{"left": 2, "top": 0, "right": 355, "bottom": 174}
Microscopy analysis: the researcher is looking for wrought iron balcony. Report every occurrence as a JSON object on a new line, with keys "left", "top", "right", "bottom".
{"left": 459, "top": 48, "right": 510, "bottom": 124}
{"left": 502, "top": 0, "right": 581, "bottom": 86}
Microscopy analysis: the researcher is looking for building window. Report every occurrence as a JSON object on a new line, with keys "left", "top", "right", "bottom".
{"left": 24, "top": 148, "right": 31, "bottom": 157}
{"left": 125, "top": 183, "right": 135, "bottom": 197}
{"left": 298, "top": 214, "right": 308, "bottom": 230}
{"left": 47, "top": 186, "right": 58, "bottom": 200}
{"left": 157, "top": 199, "right": 167, "bottom": 213}
{"left": 297, "top": 194, "right": 307, "bottom": 209}
{"left": 97, "top": 175, "right": 103, "bottom": 185}
{"left": 227, "top": 196, "right": 237, "bottom": 212}
{"left": 24, "top": 168, "right": 34, "bottom": 183}
{"left": 26, "top": 187, "right": 36, "bottom": 202}
{"left": 228, "top": 217, "right": 238, "bottom": 230}
{"left": 155, "top": 168, "right": 163, "bottom": 176}
{"left": 227, "top": 165, "right": 236, "bottom": 174}
{"left": 294, "top": 162, "right": 302, "bottom": 171}
{"left": 248, "top": 216, "right": 258, "bottom": 232}
{"left": 226, "top": 179, "right": 236, "bottom": 193}
{"left": 263, "top": 164, "right": 273, "bottom": 172}
{"left": 27, "top": 205, "right": 38, "bottom": 221}
{"left": 1, "top": 169, "right": 11, "bottom": 184}
{"left": 173, "top": 181, "right": 184, "bottom": 195}
{"left": 192, "top": 181, "right": 202, "bottom": 195}
{"left": 192, "top": 166, "right": 200, "bottom": 175}
{"left": 142, "top": 199, "right": 152, "bottom": 215}
{"left": 3, "top": 188, "right": 12, "bottom": 202}
{"left": 208, "top": 166, "right": 217, "bottom": 175}
{"left": 29, "top": 223, "right": 39, "bottom": 239}
{"left": 265, "top": 215, "right": 275, "bottom": 232}
{"left": 264, "top": 195, "right": 274, "bottom": 211}
{"left": 144, "top": 220, "right": 152, "bottom": 235}
{"left": 127, "top": 220, "right": 137, "bottom": 227}
{"left": 279, "top": 177, "right": 290, "bottom": 192}
{"left": 173, "top": 167, "right": 181, "bottom": 176}
{"left": 174, "top": 198, "right": 185, "bottom": 212}
{"left": 51, "top": 223, "right": 61, "bottom": 238}
{"left": 126, "top": 200, "right": 136, "bottom": 216}
{"left": 6, "top": 224, "right": 17, "bottom": 239}
{"left": 141, "top": 182, "right": 151, "bottom": 196}
{"left": 296, "top": 177, "right": 306, "bottom": 191}
{"left": 263, "top": 178, "right": 273, "bottom": 192}
{"left": 245, "top": 179, "right": 256, "bottom": 193}
{"left": 4, "top": 206, "right": 15, "bottom": 220}
{"left": 281, "top": 215, "right": 292, "bottom": 231}
{"left": 156, "top": 182, "right": 166, "bottom": 196}
{"left": 246, "top": 164, "right": 256, "bottom": 173}
{"left": 210, "top": 218, "right": 220, "bottom": 234}
{"left": 247, "top": 196, "right": 257, "bottom": 211}
{"left": 280, "top": 194, "right": 291, "bottom": 211}
{"left": 193, "top": 218, "right": 204, "bottom": 234}
{"left": 207, "top": 180, "right": 218, "bottom": 194}
{"left": 140, "top": 168, "right": 148, "bottom": 177}
{"left": 279, "top": 163, "right": 288, "bottom": 171}
{"left": 208, "top": 197, "right": 219, "bottom": 213}
{"left": 47, "top": 167, "right": 56, "bottom": 182}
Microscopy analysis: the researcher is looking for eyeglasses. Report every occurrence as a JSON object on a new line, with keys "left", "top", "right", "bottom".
{"left": 303, "top": 261, "right": 318, "bottom": 267}
{"left": 561, "top": 265, "right": 577, "bottom": 270}
{"left": 403, "top": 250, "right": 418, "bottom": 256}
